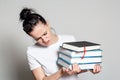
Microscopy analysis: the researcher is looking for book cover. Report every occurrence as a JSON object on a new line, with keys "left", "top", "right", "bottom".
{"left": 62, "top": 41, "right": 101, "bottom": 52}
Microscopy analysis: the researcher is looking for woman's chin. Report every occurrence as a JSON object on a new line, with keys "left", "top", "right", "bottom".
{"left": 38, "top": 41, "right": 51, "bottom": 47}
{"left": 43, "top": 42, "right": 50, "bottom": 47}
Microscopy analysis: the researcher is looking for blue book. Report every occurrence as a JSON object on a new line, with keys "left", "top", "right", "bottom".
{"left": 59, "top": 47, "right": 102, "bottom": 57}
{"left": 57, "top": 58, "right": 102, "bottom": 70}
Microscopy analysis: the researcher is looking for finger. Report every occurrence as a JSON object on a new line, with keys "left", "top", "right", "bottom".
{"left": 94, "top": 65, "right": 101, "bottom": 73}
{"left": 64, "top": 68, "right": 74, "bottom": 75}
{"left": 66, "top": 68, "right": 70, "bottom": 72}
{"left": 93, "top": 65, "right": 97, "bottom": 73}
{"left": 97, "top": 65, "right": 101, "bottom": 72}
{"left": 75, "top": 64, "right": 81, "bottom": 73}
{"left": 96, "top": 65, "right": 99, "bottom": 72}
{"left": 62, "top": 67, "right": 72, "bottom": 75}
{"left": 77, "top": 68, "right": 81, "bottom": 73}
{"left": 72, "top": 63, "right": 81, "bottom": 74}
{"left": 72, "top": 63, "right": 77, "bottom": 72}
{"left": 62, "top": 67, "right": 69, "bottom": 73}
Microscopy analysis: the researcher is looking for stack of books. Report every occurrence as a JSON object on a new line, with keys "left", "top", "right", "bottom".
{"left": 57, "top": 41, "right": 102, "bottom": 70}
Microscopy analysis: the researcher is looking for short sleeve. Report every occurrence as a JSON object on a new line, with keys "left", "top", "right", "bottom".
{"left": 27, "top": 49, "right": 41, "bottom": 70}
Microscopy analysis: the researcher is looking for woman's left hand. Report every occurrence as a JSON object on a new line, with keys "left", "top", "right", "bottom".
{"left": 91, "top": 64, "right": 101, "bottom": 74}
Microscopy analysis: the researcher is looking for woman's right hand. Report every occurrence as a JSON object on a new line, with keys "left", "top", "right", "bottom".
{"left": 61, "top": 63, "right": 81, "bottom": 76}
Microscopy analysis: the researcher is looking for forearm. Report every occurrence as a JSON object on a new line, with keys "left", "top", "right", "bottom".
{"left": 42, "top": 69, "right": 63, "bottom": 80}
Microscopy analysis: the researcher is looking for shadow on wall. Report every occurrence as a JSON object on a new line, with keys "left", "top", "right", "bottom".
{"left": 0, "top": 37, "right": 34, "bottom": 80}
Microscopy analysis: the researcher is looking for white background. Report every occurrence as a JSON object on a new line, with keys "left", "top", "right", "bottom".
{"left": 0, "top": 0, "right": 120, "bottom": 80}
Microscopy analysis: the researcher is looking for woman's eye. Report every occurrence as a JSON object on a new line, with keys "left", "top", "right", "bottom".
{"left": 43, "top": 32, "right": 47, "bottom": 36}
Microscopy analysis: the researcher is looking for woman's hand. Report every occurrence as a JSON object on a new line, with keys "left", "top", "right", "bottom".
{"left": 61, "top": 63, "right": 81, "bottom": 76}
{"left": 90, "top": 64, "right": 102, "bottom": 74}
{"left": 61, "top": 64, "right": 101, "bottom": 76}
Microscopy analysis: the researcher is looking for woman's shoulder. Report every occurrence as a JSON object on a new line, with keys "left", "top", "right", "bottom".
{"left": 27, "top": 43, "right": 47, "bottom": 54}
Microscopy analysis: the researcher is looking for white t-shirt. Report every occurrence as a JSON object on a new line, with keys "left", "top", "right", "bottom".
{"left": 27, "top": 35, "right": 80, "bottom": 80}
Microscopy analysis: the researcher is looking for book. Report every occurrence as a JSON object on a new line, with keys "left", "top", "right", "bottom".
{"left": 58, "top": 53, "right": 102, "bottom": 63}
{"left": 62, "top": 41, "right": 101, "bottom": 52}
{"left": 57, "top": 58, "right": 101, "bottom": 70}
{"left": 59, "top": 47, "right": 102, "bottom": 57}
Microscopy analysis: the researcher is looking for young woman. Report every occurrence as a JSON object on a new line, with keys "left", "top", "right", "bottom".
{"left": 19, "top": 8, "right": 101, "bottom": 80}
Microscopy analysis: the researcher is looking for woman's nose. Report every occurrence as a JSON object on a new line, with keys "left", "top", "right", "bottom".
{"left": 42, "top": 36, "right": 49, "bottom": 42}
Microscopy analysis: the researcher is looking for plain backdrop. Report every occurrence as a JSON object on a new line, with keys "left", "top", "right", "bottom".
{"left": 0, "top": 0, "right": 120, "bottom": 80}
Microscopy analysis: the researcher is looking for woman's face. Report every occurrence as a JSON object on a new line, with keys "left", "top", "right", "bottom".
{"left": 29, "top": 21, "right": 52, "bottom": 47}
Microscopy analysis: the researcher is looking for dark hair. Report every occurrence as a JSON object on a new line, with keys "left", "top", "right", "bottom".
{"left": 19, "top": 8, "right": 47, "bottom": 34}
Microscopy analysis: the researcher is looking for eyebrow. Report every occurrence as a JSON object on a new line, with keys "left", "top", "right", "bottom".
{"left": 35, "top": 36, "right": 42, "bottom": 41}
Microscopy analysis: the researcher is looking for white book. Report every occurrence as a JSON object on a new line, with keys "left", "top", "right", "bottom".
{"left": 59, "top": 48, "right": 102, "bottom": 57}
{"left": 57, "top": 58, "right": 101, "bottom": 70}
{"left": 58, "top": 53, "right": 102, "bottom": 63}
{"left": 62, "top": 41, "right": 101, "bottom": 52}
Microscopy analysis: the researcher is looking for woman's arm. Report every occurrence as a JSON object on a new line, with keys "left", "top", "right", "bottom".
{"left": 32, "top": 67, "right": 63, "bottom": 80}
{"left": 32, "top": 64, "right": 101, "bottom": 80}
{"left": 32, "top": 63, "right": 82, "bottom": 80}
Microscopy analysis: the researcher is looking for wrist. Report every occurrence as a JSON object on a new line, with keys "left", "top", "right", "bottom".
{"left": 58, "top": 68, "right": 64, "bottom": 77}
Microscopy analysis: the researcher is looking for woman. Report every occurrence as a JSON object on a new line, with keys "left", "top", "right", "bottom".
{"left": 19, "top": 8, "right": 101, "bottom": 80}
